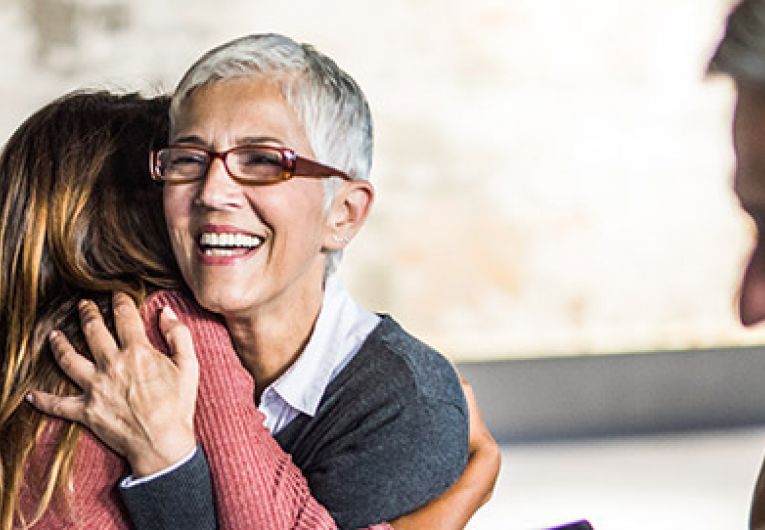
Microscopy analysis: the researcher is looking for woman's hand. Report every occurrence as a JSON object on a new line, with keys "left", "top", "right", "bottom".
{"left": 27, "top": 291, "right": 199, "bottom": 477}
{"left": 390, "top": 377, "right": 501, "bottom": 530}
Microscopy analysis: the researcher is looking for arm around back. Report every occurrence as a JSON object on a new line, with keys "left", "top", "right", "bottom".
{"left": 119, "top": 446, "right": 216, "bottom": 530}
{"left": 141, "top": 290, "right": 338, "bottom": 530}
{"left": 132, "top": 295, "right": 467, "bottom": 530}
{"left": 276, "top": 316, "right": 470, "bottom": 530}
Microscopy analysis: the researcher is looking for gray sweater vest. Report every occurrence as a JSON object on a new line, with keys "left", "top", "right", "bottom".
{"left": 276, "top": 315, "right": 469, "bottom": 530}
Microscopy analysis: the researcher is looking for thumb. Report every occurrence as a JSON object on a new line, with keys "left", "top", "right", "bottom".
{"left": 159, "top": 305, "right": 199, "bottom": 383}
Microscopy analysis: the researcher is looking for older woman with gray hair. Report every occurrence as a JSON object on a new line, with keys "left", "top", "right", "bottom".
{"left": 30, "top": 34, "right": 498, "bottom": 529}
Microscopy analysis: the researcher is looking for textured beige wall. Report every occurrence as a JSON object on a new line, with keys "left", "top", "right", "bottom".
{"left": 1, "top": 0, "right": 758, "bottom": 360}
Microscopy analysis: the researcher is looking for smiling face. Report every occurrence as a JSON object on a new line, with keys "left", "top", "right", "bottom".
{"left": 164, "top": 77, "right": 334, "bottom": 320}
{"left": 733, "top": 82, "right": 765, "bottom": 326}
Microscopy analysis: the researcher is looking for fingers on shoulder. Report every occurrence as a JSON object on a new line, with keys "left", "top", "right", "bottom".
{"left": 27, "top": 391, "right": 85, "bottom": 423}
{"left": 48, "top": 330, "right": 95, "bottom": 386}
{"left": 113, "top": 291, "right": 150, "bottom": 345}
{"left": 159, "top": 306, "right": 198, "bottom": 370}
{"left": 78, "top": 299, "right": 119, "bottom": 354}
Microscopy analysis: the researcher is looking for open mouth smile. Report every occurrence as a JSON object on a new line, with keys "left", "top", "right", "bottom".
{"left": 195, "top": 228, "right": 265, "bottom": 262}
{"left": 199, "top": 232, "right": 263, "bottom": 255}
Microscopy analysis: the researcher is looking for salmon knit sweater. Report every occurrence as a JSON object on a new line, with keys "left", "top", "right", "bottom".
{"left": 23, "top": 290, "right": 393, "bottom": 530}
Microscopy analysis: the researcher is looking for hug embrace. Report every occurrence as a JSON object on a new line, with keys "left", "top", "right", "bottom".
{"left": 0, "top": 34, "right": 500, "bottom": 530}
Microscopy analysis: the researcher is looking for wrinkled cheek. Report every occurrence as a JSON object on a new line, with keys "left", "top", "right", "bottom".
{"left": 740, "top": 243, "right": 765, "bottom": 326}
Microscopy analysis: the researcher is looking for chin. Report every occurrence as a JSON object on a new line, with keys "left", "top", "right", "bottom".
{"left": 191, "top": 284, "right": 255, "bottom": 315}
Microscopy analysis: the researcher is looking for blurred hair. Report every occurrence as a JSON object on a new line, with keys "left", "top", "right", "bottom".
{"left": 0, "top": 91, "right": 179, "bottom": 529}
{"left": 170, "top": 33, "right": 374, "bottom": 275}
{"left": 710, "top": 0, "right": 765, "bottom": 83}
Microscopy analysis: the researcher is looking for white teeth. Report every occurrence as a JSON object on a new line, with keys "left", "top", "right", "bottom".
{"left": 204, "top": 248, "right": 237, "bottom": 256}
{"left": 199, "top": 232, "right": 263, "bottom": 249}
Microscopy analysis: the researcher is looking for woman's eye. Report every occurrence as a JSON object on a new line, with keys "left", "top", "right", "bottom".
{"left": 241, "top": 150, "right": 282, "bottom": 167}
{"left": 171, "top": 154, "right": 206, "bottom": 166}
{"left": 247, "top": 156, "right": 280, "bottom": 166}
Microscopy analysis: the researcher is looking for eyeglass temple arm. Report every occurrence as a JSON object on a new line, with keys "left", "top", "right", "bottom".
{"left": 293, "top": 156, "right": 352, "bottom": 180}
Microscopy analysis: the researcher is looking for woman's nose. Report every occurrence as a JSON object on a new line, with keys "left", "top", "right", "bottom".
{"left": 195, "top": 157, "right": 243, "bottom": 210}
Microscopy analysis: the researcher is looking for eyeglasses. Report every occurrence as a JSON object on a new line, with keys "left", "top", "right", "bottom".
{"left": 150, "top": 144, "right": 352, "bottom": 184}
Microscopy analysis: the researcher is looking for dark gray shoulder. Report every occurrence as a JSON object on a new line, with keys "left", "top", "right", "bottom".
{"left": 336, "top": 315, "right": 465, "bottom": 407}
{"left": 280, "top": 316, "right": 468, "bottom": 529}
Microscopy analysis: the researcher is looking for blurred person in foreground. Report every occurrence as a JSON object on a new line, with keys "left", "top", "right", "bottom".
{"left": 26, "top": 34, "right": 500, "bottom": 529}
{"left": 711, "top": 0, "right": 765, "bottom": 528}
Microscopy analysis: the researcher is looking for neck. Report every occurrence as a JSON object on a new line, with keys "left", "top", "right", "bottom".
{"left": 223, "top": 270, "right": 326, "bottom": 399}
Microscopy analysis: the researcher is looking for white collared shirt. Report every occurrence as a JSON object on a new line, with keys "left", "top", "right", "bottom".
{"left": 258, "top": 274, "right": 380, "bottom": 434}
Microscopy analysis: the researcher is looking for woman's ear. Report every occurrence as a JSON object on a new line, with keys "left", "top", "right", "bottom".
{"left": 323, "top": 179, "right": 374, "bottom": 251}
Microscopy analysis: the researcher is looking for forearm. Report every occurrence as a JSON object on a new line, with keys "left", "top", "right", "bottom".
{"left": 390, "top": 376, "right": 502, "bottom": 530}
{"left": 389, "top": 442, "right": 500, "bottom": 530}
{"left": 142, "top": 291, "right": 475, "bottom": 530}
{"left": 120, "top": 446, "right": 216, "bottom": 530}
{"left": 143, "top": 291, "right": 335, "bottom": 529}
{"left": 195, "top": 401, "right": 336, "bottom": 528}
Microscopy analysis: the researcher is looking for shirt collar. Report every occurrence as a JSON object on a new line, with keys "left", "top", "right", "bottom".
{"left": 267, "top": 274, "right": 378, "bottom": 418}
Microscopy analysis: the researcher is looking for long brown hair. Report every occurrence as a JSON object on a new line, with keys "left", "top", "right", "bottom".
{"left": 0, "top": 91, "right": 180, "bottom": 528}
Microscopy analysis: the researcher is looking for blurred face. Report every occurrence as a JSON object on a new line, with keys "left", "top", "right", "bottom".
{"left": 733, "top": 83, "right": 765, "bottom": 326}
{"left": 164, "top": 77, "right": 332, "bottom": 318}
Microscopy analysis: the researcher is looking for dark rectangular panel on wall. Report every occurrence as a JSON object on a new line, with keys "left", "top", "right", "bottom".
{"left": 456, "top": 345, "right": 765, "bottom": 443}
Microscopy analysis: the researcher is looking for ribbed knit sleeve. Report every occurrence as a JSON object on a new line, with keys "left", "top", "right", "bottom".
{"left": 23, "top": 289, "right": 395, "bottom": 529}
{"left": 141, "top": 290, "right": 394, "bottom": 530}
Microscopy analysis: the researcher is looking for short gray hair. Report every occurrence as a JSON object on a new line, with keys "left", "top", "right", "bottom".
{"left": 170, "top": 34, "right": 374, "bottom": 275}
{"left": 710, "top": 0, "right": 765, "bottom": 83}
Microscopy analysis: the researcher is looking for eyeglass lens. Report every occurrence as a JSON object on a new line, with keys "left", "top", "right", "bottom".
{"left": 158, "top": 146, "right": 286, "bottom": 181}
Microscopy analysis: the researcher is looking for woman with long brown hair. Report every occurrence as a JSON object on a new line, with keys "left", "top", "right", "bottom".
{"left": 0, "top": 91, "right": 498, "bottom": 529}
{"left": 0, "top": 91, "right": 179, "bottom": 529}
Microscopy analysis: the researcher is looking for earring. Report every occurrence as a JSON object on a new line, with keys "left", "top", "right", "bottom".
{"left": 333, "top": 234, "right": 349, "bottom": 244}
